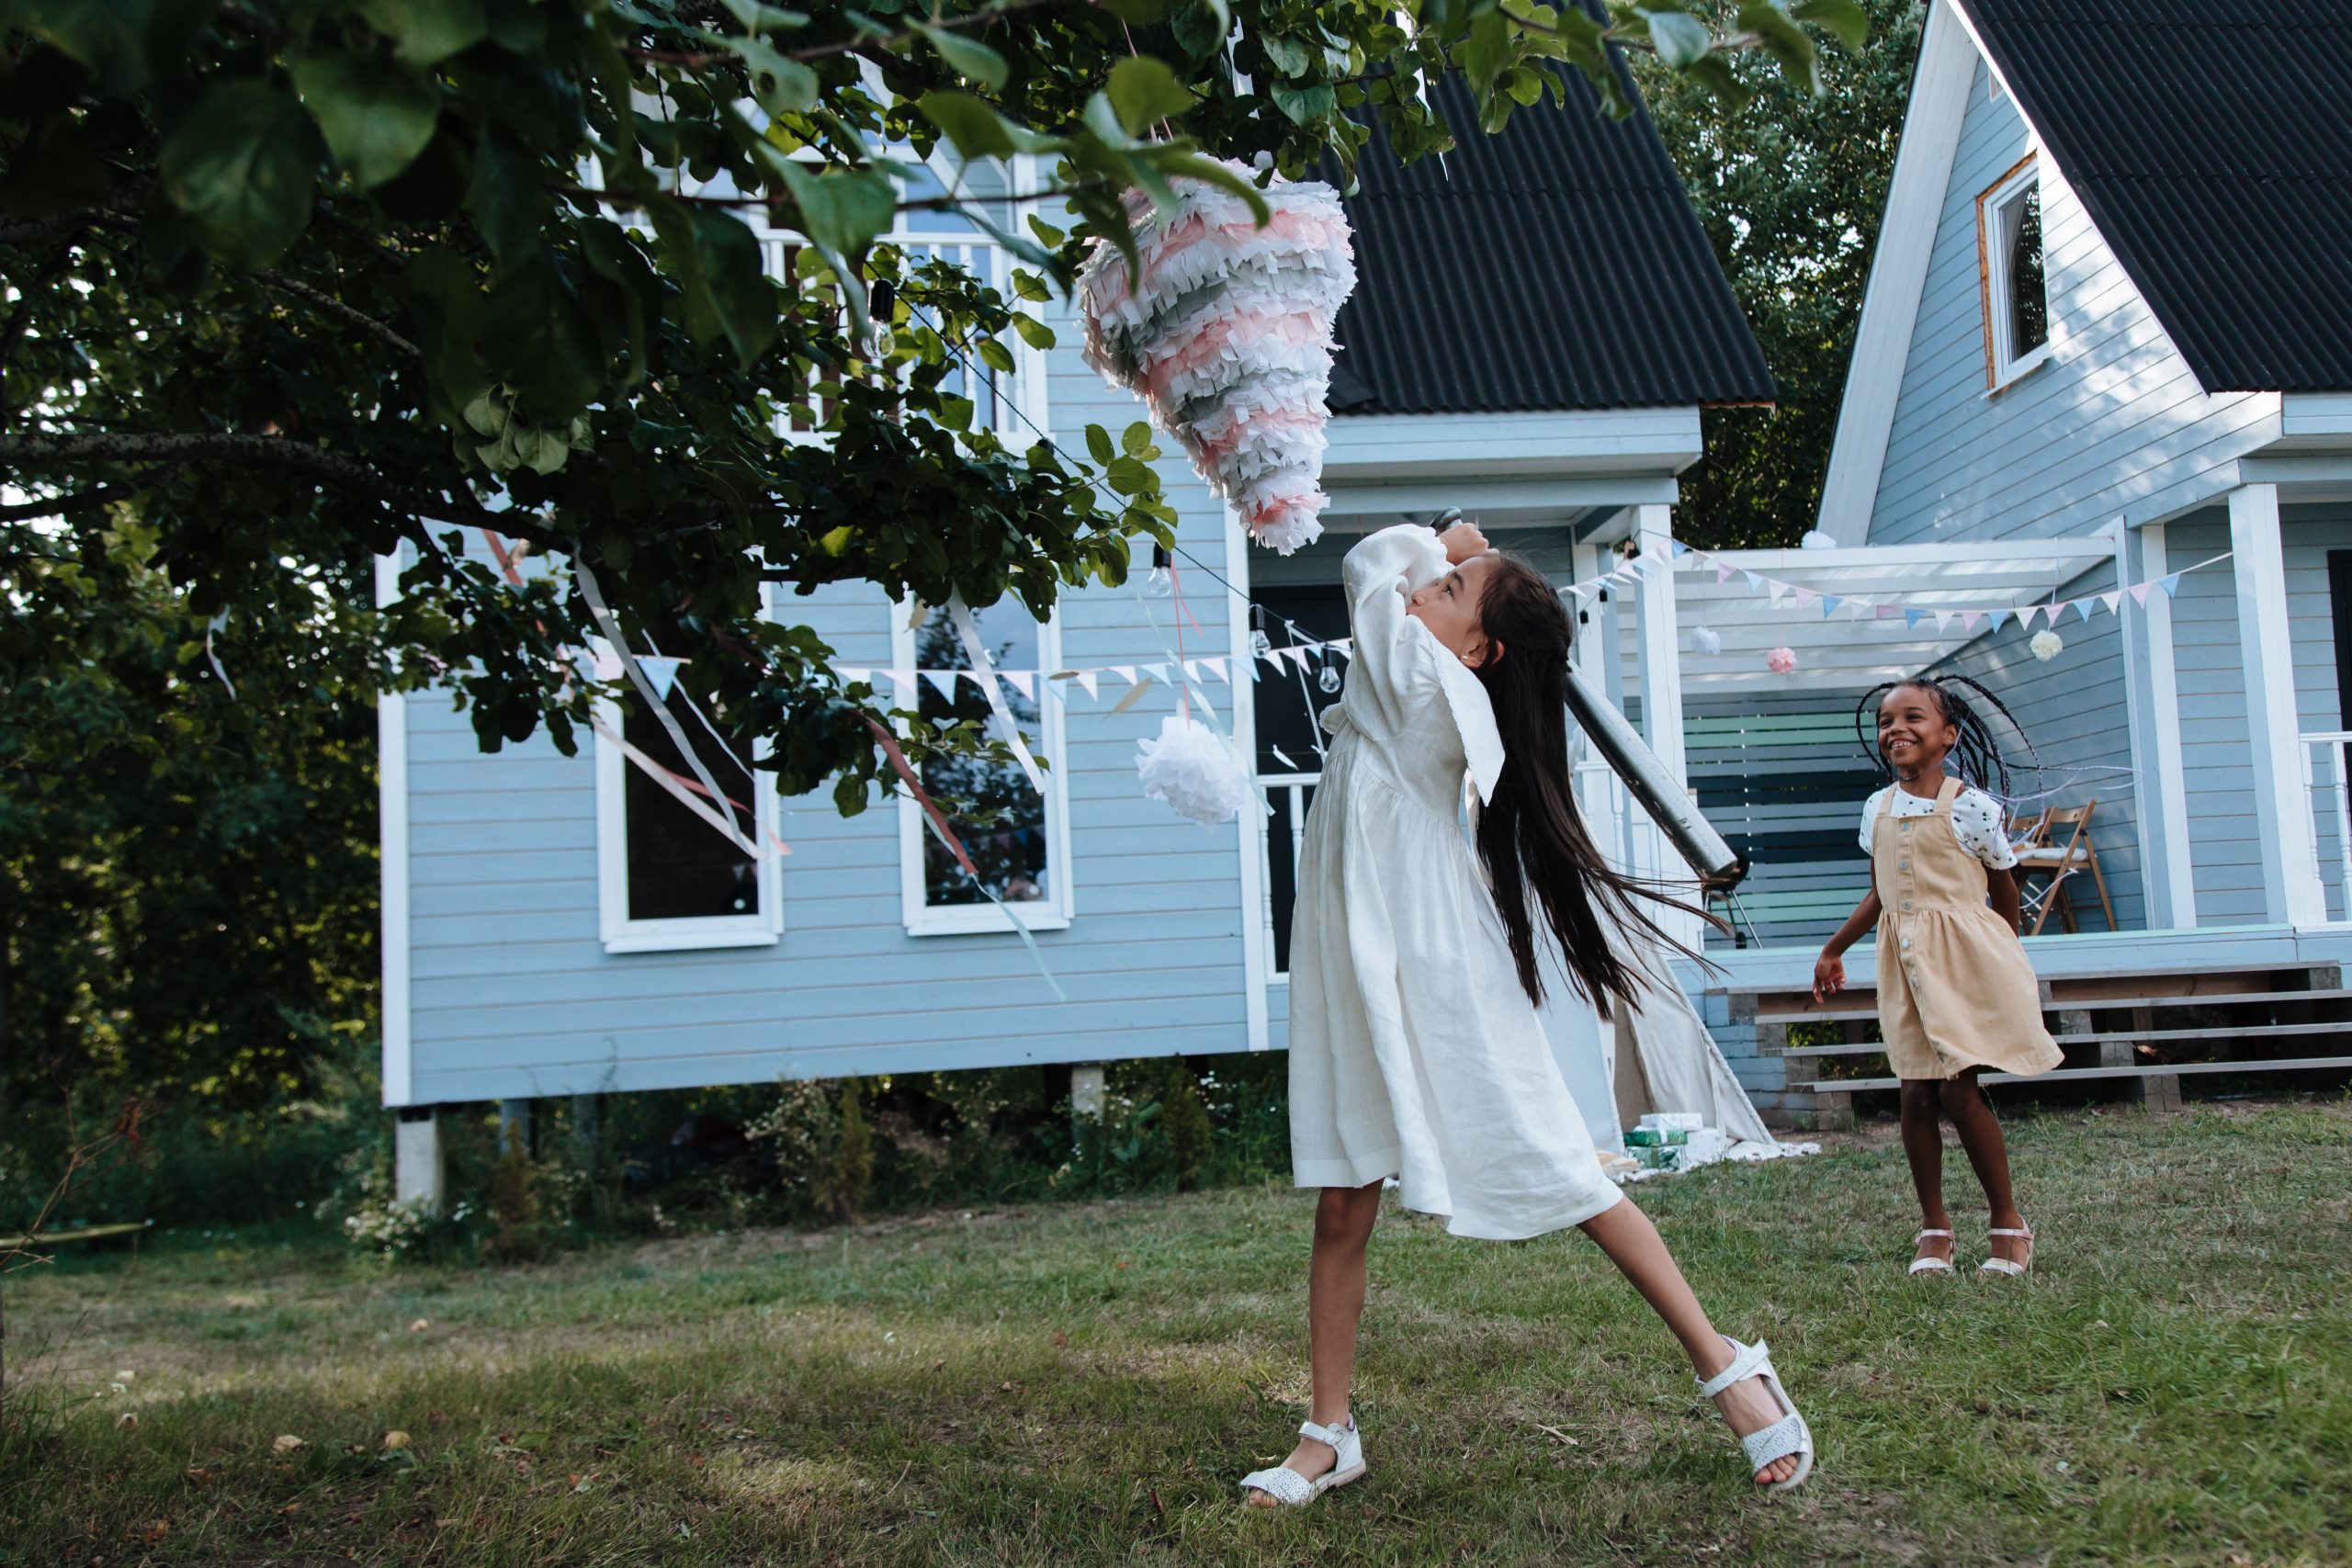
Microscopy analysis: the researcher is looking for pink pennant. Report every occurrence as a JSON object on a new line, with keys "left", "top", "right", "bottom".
{"left": 1794, "top": 587, "right": 1818, "bottom": 609}
{"left": 2130, "top": 581, "right": 2153, "bottom": 606}
{"left": 1875, "top": 604, "right": 1898, "bottom": 620}
{"left": 1716, "top": 561, "right": 1736, "bottom": 583}
{"left": 1962, "top": 611, "right": 1984, "bottom": 634}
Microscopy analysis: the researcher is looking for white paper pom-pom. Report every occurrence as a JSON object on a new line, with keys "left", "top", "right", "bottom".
{"left": 1690, "top": 623, "right": 1723, "bottom": 656}
{"left": 2030, "top": 628, "right": 2064, "bottom": 661}
{"left": 1136, "top": 715, "right": 1250, "bottom": 825}
{"left": 1800, "top": 529, "right": 1840, "bottom": 550}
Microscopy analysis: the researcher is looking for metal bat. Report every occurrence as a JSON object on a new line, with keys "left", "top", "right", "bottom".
{"left": 1564, "top": 663, "right": 1747, "bottom": 888}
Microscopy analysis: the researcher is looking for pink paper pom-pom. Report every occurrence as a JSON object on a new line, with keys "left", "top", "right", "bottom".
{"left": 1766, "top": 646, "right": 1798, "bottom": 674}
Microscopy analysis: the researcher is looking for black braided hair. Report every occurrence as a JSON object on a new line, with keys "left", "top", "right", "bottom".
{"left": 1853, "top": 672, "right": 2043, "bottom": 805}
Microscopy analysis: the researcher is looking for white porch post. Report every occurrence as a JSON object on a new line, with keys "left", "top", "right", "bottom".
{"left": 394, "top": 1108, "right": 446, "bottom": 1215}
{"left": 1631, "top": 504, "right": 1701, "bottom": 947}
{"left": 2227, "top": 483, "right": 2324, "bottom": 926}
{"left": 2125, "top": 523, "right": 2197, "bottom": 928}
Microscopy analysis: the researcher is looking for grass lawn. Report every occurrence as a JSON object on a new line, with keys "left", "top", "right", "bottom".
{"left": 5, "top": 1100, "right": 2349, "bottom": 1565}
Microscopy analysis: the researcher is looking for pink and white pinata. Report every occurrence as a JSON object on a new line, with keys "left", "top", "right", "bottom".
{"left": 1076, "top": 165, "right": 1357, "bottom": 555}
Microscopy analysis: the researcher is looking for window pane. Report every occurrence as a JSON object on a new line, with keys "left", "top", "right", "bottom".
{"left": 2007, "top": 184, "right": 2048, "bottom": 356}
{"left": 1249, "top": 587, "right": 1349, "bottom": 774}
{"left": 625, "top": 689, "right": 761, "bottom": 922}
{"left": 916, "top": 604, "right": 1049, "bottom": 907}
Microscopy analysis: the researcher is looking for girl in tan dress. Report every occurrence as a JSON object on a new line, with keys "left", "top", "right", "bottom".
{"left": 1814, "top": 677, "right": 2062, "bottom": 1278}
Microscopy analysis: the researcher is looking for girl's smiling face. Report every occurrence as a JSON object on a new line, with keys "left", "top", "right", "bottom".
{"left": 1407, "top": 552, "right": 1500, "bottom": 667}
{"left": 1877, "top": 682, "right": 1959, "bottom": 782}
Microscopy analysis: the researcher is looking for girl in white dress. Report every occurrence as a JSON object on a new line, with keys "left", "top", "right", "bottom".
{"left": 1239, "top": 519, "right": 1815, "bottom": 1506}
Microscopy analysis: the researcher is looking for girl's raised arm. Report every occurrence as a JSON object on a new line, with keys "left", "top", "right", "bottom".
{"left": 1338, "top": 524, "right": 1449, "bottom": 716}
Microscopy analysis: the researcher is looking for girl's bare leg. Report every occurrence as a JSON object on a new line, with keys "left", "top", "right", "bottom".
{"left": 1939, "top": 1069, "right": 2030, "bottom": 1266}
{"left": 1899, "top": 1078, "right": 1955, "bottom": 1268}
{"left": 1247, "top": 1180, "right": 1384, "bottom": 1506}
{"left": 1579, "top": 1199, "right": 1802, "bottom": 1485}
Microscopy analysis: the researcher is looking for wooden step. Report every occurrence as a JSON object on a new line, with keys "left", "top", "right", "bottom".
{"left": 1783, "top": 1019, "right": 2352, "bottom": 1059}
{"left": 1815, "top": 1055, "right": 2352, "bottom": 1093}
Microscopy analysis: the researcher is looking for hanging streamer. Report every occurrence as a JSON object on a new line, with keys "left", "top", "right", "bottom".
{"left": 946, "top": 593, "right": 1049, "bottom": 797}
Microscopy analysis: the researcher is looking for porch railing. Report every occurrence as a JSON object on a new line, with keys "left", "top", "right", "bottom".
{"left": 2301, "top": 731, "right": 2352, "bottom": 924}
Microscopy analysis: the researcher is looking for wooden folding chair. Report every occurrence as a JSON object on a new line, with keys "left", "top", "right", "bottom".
{"left": 2011, "top": 800, "right": 2115, "bottom": 934}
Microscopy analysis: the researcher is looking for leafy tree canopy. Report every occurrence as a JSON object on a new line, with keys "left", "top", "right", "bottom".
{"left": 2, "top": 0, "right": 1864, "bottom": 821}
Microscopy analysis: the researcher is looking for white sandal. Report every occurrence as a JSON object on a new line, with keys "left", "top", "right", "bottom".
{"left": 1697, "top": 1337, "right": 1815, "bottom": 1493}
{"left": 1239, "top": 1417, "right": 1364, "bottom": 1507}
{"left": 1909, "top": 1227, "right": 1956, "bottom": 1276}
{"left": 1980, "top": 1224, "right": 2034, "bottom": 1277}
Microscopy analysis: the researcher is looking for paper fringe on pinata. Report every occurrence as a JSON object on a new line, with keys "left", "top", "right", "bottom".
{"left": 1077, "top": 165, "right": 1357, "bottom": 555}
{"left": 1136, "top": 714, "right": 1251, "bottom": 825}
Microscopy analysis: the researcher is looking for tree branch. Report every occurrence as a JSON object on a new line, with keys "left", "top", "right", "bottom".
{"left": 253, "top": 270, "right": 422, "bottom": 359}
{"left": 0, "top": 486, "right": 120, "bottom": 524}
{"left": 0, "top": 434, "right": 571, "bottom": 550}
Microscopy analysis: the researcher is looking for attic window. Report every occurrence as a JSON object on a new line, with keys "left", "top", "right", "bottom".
{"left": 1978, "top": 157, "right": 2051, "bottom": 387}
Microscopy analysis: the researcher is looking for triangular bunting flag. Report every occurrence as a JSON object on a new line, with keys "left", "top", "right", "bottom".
{"left": 1668, "top": 539, "right": 1689, "bottom": 558}
{"left": 836, "top": 666, "right": 869, "bottom": 686}
{"left": 1001, "top": 670, "right": 1035, "bottom": 700}
{"left": 1077, "top": 669, "right": 1100, "bottom": 698}
{"left": 1905, "top": 608, "right": 1928, "bottom": 628}
{"left": 1988, "top": 609, "right": 2011, "bottom": 632}
{"left": 1333, "top": 638, "right": 1353, "bottom": 658}
{"left": 1716, "top": 561, "right": 1736, "bottom": 584}
{"left": 1794, "top": 587, "right": 1818, "bottom": 609}
{"left": 1182, "top": 659, "right": 1201, "bottom": 682}
{"left": 1283, "top": 646, "right": 1311, "bottom": 670}
{"left": 1203, "top": 656, "right": 1229, "bottom": 682}
{"left": 922, "top": 670, "right": 960, "bottom": 700}
{"left": 1144, "top": 661, "right": 1171, "bottom": 683}
{"left": 2130, "top": 581, "right": 2153, "bottom": 607}
{"left": 2099, "top": 591, "right": 2121, "bottom": 615}
{"left": 888, "top": 668, "right": 917, "bottom": 699}
{"left": 1876, "top": 604, "right": 1898, "bottom": 620}
{"left": 1743, "top": 570, "right": 1764, "bottom": 592}
{"left": 1962, "top": 611, "right": 1984, "bottom": 634}
{"left": 2074, "top": 599, "right": 2096, "bottom": 623}
{"left": 1770, "top": 582, "right": 1791, "bottom": 606}
{"left": 1820, "top": 595, "right": 1841, "bottom": 617}
{"left": 1111, "top": 663, "right": 1137, "bottom": 684}
{"left": 2160, "top": 573, "right": 2182, "bottom": 598}
{"left": 639, "top": 656, "right": 684, "bottom": 703}
{"left": 1934, "top": 610, "right": 1954, "bottom": 633}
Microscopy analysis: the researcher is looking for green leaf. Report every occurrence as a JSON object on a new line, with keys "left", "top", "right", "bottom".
{"left": 1097, "top": 0, "right": 1169, "bottom": 20}
{"left": 1259, "top": 33, "right": 1312, "bottom": 76}
{"left": 650, "top": 202, "right": 780, "bottom": 369}
{"left": 360, "top": 0, "right": 489, "bottom": 65}
{"left": 916, "top": 90, "right": 1019, "bottom": 161}
{"left": 1122, "top": 421, "right": 1152, "bottom": 456}
{"left": 481, "top": 261, "right": 605, "bottom": 419}
{"left": 1737, "top": 0, "right": 1821, "bottom": 93}
{"left": 1642, "top": 10, "right": 1713, "bottom": 70}
{"left": 974, "top": 336, "right": 1015, "bottom": 375}
{"left": 719, "top": 0, "right": 811, "bottom": 34}
{"left": 1010, "top": 313, "right": 1055, "bottom": 351}
{"left": 291, "top": 52, "right": 442, "bottom": 190}
{"left": 1167, "top": 0, "right": 1227, "bottom": 63}
{"left": 917, "top": 23, "right": 1009, "bottom": 90}
{"left": 157, "top": 83, "right": 318, "bottom": 270}
{"left": 466, "top": 126, "right": 547, "bottom": 269}
{"left": 732, "top": 37, "right": 820, "bottom": 115}
{"left": 819, "top": 525, "right": 855, "bottom": 556}
{"left": 1106, "top": 56, "right": 1195, "bottom": 136}
{"left": 1791, "top": 0, "right": 1869, "bottom": 50}
{"left": 23, "top": 0, "right": 156, "bottom": 95}
{"left": 1459, "top": 8, "right": 1511, "bottom": 100}
{"left": 1085, "top": 424, "right": 1116, "bottom": 464}
{"left": 772, "top": 161, "right": 896, "bottom": 257}
{"left": 1268, "top": 80, "right": 1336, "bottom": 126}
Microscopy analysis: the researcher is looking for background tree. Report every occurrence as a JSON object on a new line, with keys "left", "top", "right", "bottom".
{"left": 0, "top": 0, "right": 1863, "bottom": 1115}
{"left": 1632, "top": 0, "right": 1921, "bottom": 548}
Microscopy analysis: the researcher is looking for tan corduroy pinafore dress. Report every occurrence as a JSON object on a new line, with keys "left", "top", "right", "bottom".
{"left": 1873, "top": 777, "right": 2064, "bottom": 1081}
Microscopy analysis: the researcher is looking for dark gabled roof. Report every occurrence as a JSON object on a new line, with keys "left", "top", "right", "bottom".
{"left": 1324, "top": 69, "right": 1775, "bottom": 415}
{"left": 1965, "top": 0, "right": 2352, "bottom": 393}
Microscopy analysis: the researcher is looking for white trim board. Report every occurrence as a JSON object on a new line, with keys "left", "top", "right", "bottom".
{"left": 375, "top": 552, "right": 415, "bottom": 1108}
{"left": 1222, "top": 502, "right": 1272, "bottom": 1051}
{"left": 1816, "top": 0, "right": 1984, "bottom": 544}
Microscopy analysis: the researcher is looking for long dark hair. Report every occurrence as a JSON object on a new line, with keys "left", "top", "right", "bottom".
{"left": 1470, "top": 553, "right": 1713, "bottom": 1018}
{"left": 1853, "top": 672, "right": 2041, "bottom": 802}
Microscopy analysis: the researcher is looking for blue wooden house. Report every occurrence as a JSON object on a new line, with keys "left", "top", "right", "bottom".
{"left": 378, "top": 66, "right": 1779, "bottom": 1191}
{"left": 1687, "top": 0, "right": 2352, "bottom": 1125}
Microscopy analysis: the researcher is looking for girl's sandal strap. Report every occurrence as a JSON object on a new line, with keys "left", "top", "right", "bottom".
{"left": 1238, "top": 1467, "right": 1314, "bottom": 1506}
{"left": 1696, "top": 1337, "right": 1774, "bottom": 1401}
{"left": 1296, "top": 1419, "right": 1351, "bottom": 1449}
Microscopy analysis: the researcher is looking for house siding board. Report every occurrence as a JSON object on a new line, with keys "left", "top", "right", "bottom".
{"left": 1871, "top": 56, "right": 2276, "bottom": 547}
{"left": 401, "top": 333, "right": 1261, "bottom": 1105}
{"left": 2164, "top": 513, "right": 2267, "bottom": 925}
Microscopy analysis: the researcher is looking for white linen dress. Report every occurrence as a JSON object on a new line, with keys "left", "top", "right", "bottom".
{"left": 1286, "top": 524, "right": 1623, "bottom": 1240}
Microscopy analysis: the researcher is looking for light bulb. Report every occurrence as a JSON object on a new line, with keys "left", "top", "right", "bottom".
{"left": 1250, "top": 628, "right": 1272, "bottom": 657}
{"left": 1145, "top": 566, "right": 1173, "bottom": 599}
{"left": 1317, "top": 664, "right": 1342, "bottom": 694}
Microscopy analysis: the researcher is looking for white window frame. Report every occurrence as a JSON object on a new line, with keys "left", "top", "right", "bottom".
{"left": 892, "top": 600, "right": 1076, "bottom": 936}
{"left": 1977, "top": 155, "right": 2052, "bottom": 390}
{"left": 762, "top": 151, "right": 1049, "bottom": 448}
{"left": 594, "top": 682, "right": 785, "bottom": 954}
